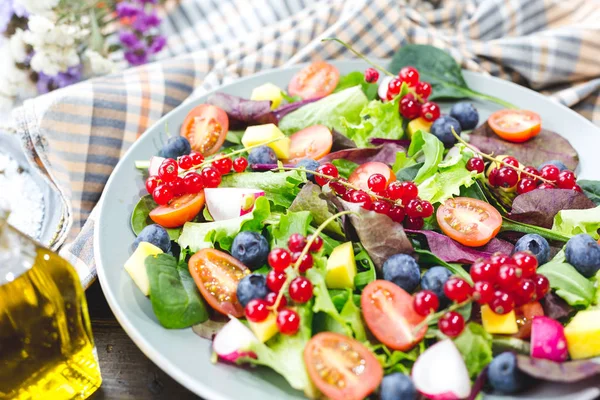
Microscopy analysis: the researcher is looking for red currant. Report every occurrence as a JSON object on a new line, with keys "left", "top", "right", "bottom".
{"left": 491, "top": 290, "right": 515, "bottom": 315}
{"left": 470, "top": 260, "right": 495, "bottom": 283}
{"left": 190, "top": 151, "right": 204, "bottom": 166}
{"left": 473, "top": 281, "right": 494, "bottom": 304}
{"left": 533, "top": 274, "right": 550, "bottom": 299}
{"left": 488, "top": 167, "right": 499, "bottom": 187}
{"left": 389, "top": 206, "right": 405, "bottom": 223}
{"left": 212, "top": 156, "right": 233, "bottom": 175}
{"left": 420, "top": 102, "right": 440, "bottom": 122}
{"left": 276, "top": 308, "right": 300, "bottom": 335}
{"left": 145, "top": 176, "right": 160, "bottom": 194}
{"left": 557, "top": 170, "right": 576, "bottom": 189}
{"left": 367, "top": 173, "right": 387, "bottom": 193}
{"left": 438, "top": 311, "right": 465, "bottom": 337}
{"left": 400, "top": 181, "right": 418, "bottom": 203}
{"left": 496, "top": 167, "right": 519, "bottom": 188}
{"left": 540, "top": 165, "right": 560, "bottom": 181}
{"left": 200, "top": 167, "right": 221, "bottom": 188}
{"left": 537, "top": 182, "right": 555, "bottom": 190}
{"left": 308, "top": 235, "right": 323, "bottom": 253}
{"left": 264, "top": 292, "right": 287, "bottom": 311}
{"left": 330, "top": 179, "right": 347, "bottom": 196}
{"left": 517, "top": 178, "right": 537, "bottom": 194}
{"left": 497, "top": 264, "right": 520, "bottom": 291}
{"left": 342, "top": 189, "right": 354, "bottom": 202}
{"left": 400, "top": 95, "right": 420, "bottom": 119}
{"left": 268, "top": 248, "right": 291, "bottom": 272}
{"left": 178, "top": 154, "right": 193, "bottom": 170}
{"left": 315, "top": 164, "right": 339, "bottom": 186}
{"left": 183, "top": 172, "right": 203, "bottom": 194}
{"left": 266, "top": 270, "right": 287, "bottom": 292}
{"left": 399, "top": 66, "right": 419, "bottom": 86}
{"left": 386, "top": 181, "right": 403, "bottom": 200}
{"left": 288, "top": 233, "right": 306, "bottom": 252}
{"left": 364, "top": 67, "right": 379, "bottom": 83}
{"left": 466, "top": 157, "right": 485, "bottom": 173}
{"left": 571, "top": 184, "right": 582, "bottom": 193}
{"left": 291, "top": 252, "right": 314, "bottom": 273}
{"left": 233, "top": 157, "right": 248, "bottom": 172}
{"left": 404, "top": 199, "right": 422, "bottom": 218}
{"left": 444, "top": 277, "right": 472, "bottom": 302}
{"left": 245, "top": 299, "right": 269, "bottom": 322}
{"left": 489, "top": 254, "right": 511, "bottom": 269}
{"left": 415, "top": 81, "right": 432, "bottom": 100}
{"left": 502, "top": 156, "right": 519, "bottom": 168}
{"left": 413, "top": 290, "right": 439, "bottom": 316}
{"left": 514, "top": 278, "right": 536, "bottom": 305}
{"left": 420, "top": 200, "right": 434, "bottom": 218}
{"left": 372, "top": 200, "right": 392, "bottom": 216}
{"left": 167, "top": 176, "right": 186, "bottom": 197}
{"left": 158, "top": 159, "right": 178, "bottom": 182}
{"left": 387, "top": 78, "right": 402, "bottom": 99}
{"left": 289, "top": 277, "right": 313, "bottom": 303}
{"left": 152, "top": 185, "right": 173, "bottom": 205}
{"left": 523, "top": 166, "right": 539, "bottom": 178}
{"left": 350, "top": 190, "right": 372, "bottom": 210}
{"left": 512, "top": 251, "right": 538, "bottom": 278}
{"left": 404, "top": 216, "right": 424, "bottom": 230}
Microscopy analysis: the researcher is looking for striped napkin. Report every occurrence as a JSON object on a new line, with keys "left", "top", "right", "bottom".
{"left": 12, "top": 0, "right": 600, "bottom": 288}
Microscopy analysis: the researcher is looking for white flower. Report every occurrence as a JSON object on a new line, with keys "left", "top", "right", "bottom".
{"left": 0, "top": 41, "right": 34, "bottom": 110}
{"left": 83, "top": 49, "right": 117, "bottom": 77}
{"left": 9, "top": 28, "right": 28, "bottom": 64}
{"left": 14, "top": 0, "right": 59, "bottom": 18}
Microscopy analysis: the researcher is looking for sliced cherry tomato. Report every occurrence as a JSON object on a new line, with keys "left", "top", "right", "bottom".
{"left": 288, "top": 61, "right": 340, "bottom": 100}
{"left": 361, "top": 280, "right": 426, "bottom": 351}
{"left": 348, "top": 162, "right": 396, "bottom": 192}
{"left": 285, "top": 125, "right": 333, "bottom": 163}
{"left": 149, "top": 192, "right": 205, "bottom": 228}
{"left": 188, "top": 248, "right": 250, "bottom": 317}
{"left": 514, "top": 301, "right": 544, "bottom": 339}
{"left": 436, "top": 197, "right": 502, "bottom": 247}
{"left": 488, "top": 110, "right": 542, "bottom": 143}
{"left": 304, "top": 332, "right": 383, "bottom": 400}
{"left": 180, "top": 104, "right": 229, "bottom": 155}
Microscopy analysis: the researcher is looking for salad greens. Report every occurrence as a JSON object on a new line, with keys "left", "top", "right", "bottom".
{"left": 341, "top": 97, "right": 404, "bottom": 147}
{"left": 334, "top": 71, "right": 379, "bottom": 100}
{"left": 220, "top": 170, "right": 304, "bottom": 208}
{"left": 289, "top": 182, "right": 345, "bottom": 238}
{"left": 132, "top": 195, "right": 181, "bottom": 240}
{"left": 538, "top": 255, "right": 596, "bottom": 307}
{"left": 406, "top": 130, "right": 444, "bottom": 184}
{"left": 552, "top": 205, "right": 600, "bottom": 239}
{"left": 578, "top": 180, "right": 600, "bottom": 205}
{"left": 454, "top": 323, "right": 493, "bottom": 379}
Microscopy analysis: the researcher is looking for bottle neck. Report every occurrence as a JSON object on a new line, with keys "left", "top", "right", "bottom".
{"left": 0, "top": 216, "right": 37, "bottom": 286}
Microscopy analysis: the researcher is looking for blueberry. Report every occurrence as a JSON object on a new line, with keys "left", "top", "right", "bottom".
{"left": 158, "top": 136, "right": 191, "bottom": 159}
{"left": 134, "top": 224, "right": 171, "bottom": 253}
{"left": 449, "top": 102, "right": 479, "bottom": 130}
{"left": 382, "top": 254, "right": 421, "bottom": 293}
{"left": 430, "top": 115, "right": 462, "bottom": 148}
{"left": 379, "top": 373, "right": 416, "bottom": 400}
{"left": 565, "top": 234, "right": 600, "bottom": 278}
{"left": 231, "top": 231, "right": 270, "bottom": 270}
{"left": 248, "top": 146, "right": 277, "bottom": 165}
{"left": 236, "top": 273, "right": 268, "bottom": 307}
{"left": 513, "top": 234, "right": 550, "bottom": 265}
{"left": 538, "top": 160, "right": 568, "bottom": 172}
{"left": 487, "top": 352, "right": 525, "bottom": 394}
{"left": 296, "top": 158, "right": 320, "bottom": 182}
{"left": 421, "top": 266, "right": 452, "bottom": 305}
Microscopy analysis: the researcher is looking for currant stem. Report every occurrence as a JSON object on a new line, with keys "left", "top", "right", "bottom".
{"left": 450, "top": 128, "right": 552, "bottom": 184}
{"left": 412, "top": 298, "right": 472, "bottom": 336}
{"left": 322, "top": 38, "right": 396, "bottom": 77}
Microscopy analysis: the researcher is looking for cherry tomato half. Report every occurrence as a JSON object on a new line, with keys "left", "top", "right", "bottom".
{"left": 285, "top": 125, "right": 333, "bottom": 163}
{"left": 180, "top": 104, "right": 229, "bottom": 155}
{"left": 149, "top": 192, "right": 205, "bottom": 228}
{"left": 514, "top": 301, "right": 544, "bottom": 339}
{"left": 361, "top": 280, "right": 426, "bottom": 351}
{"left": 288, "top": 61, "right": 340, "bottom": 100}
{"left": 488, "top": 110, "right": 542, "bottom": 143}
{"left": 304, "top": 332, "right": 383, "bottom": 400}
{"left": 436, "top": 197, "right": 502, "bottom": 247}
{"left": 348, "top": 162, "right": 396, "bottom": 192}
{"left": 188, "top": 248, "right": 250, "bottom": 318}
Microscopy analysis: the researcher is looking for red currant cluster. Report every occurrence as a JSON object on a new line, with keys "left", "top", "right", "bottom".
{"left": 411, "top": 252, "right": 550, "bottom": 338}
{"left": 312, "top": 164, "right": 433, "bottom": 230}
{"left": 144, "top": 153, "right": 249, "bottom": 205}
{"left": 243, "top": 233, "right": 324, "bottom": 335}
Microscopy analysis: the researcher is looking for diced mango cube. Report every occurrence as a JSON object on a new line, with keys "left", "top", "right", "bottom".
{"left": 325, "top": 242, "right": 357, "bottom": 289}
{"left": 564, "top": 309, "right": 600, "bottom": 359}
{"left": 242, "top": 124, "right": 290, "bottom": 159}
{"left": 481, "top": 305, "right": 518, "bottom": 334}
{"left": 247, "top": 312, "right": 278, "bottom": 343}
{"left": 407, "top": 117, "right": 433, "bottom": 139}
{"left": 124, "top": 242, "right": 163, "bottom": 296}
{"left": 251, "top": 83, "right": 283, "bottom": 110}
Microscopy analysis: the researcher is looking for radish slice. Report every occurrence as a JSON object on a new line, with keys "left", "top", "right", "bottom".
{"left": 378, "top": 76, "right": 393, "bottom": 101}
{"left": 213, "top": 317, "right": 258, "bottom": 362}
{"left": 205, "top": 188, "right": 265, "bottom": 221}
{"left": 530, "top": 316, "right": 569, "bottom": 362}
{"left": 412, "top": 339, "right": 471, "bottom": 399}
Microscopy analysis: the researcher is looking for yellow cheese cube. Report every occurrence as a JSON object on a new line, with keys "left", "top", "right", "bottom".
{"left": 407, "top": 117, "right": 433, "bottom": 139}
{"left": 247, "top": 312, "right": 278, "bottom": 343}
{"left": 251, "top": 83, "right": 283, "bottom": 110}
{"left": 325, "top": 242, "right": 357, "bottom": 289}
{"left": 242, "top": 124, "right": 290, "bottom": 159}
{"left": 564, "top": 309, "right": 600, "bottom": 359}
{"left": 481, "top": 305, "right": 518, "bottom": 334}
{"left": 124, "top": 242, "right": 163, "bottom": 296}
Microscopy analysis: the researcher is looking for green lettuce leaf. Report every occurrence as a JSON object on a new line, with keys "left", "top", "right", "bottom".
{"left": 278, "top": 86, "right": 368, "bottom": 135}
{"left": 334, "top": 71, "right": 379, "bottom": 100}
{"left": 289, "top": 182, "right": 344, "bottom": 238}
{"left": 354, "top": 243, "right": 377, "bottom": 289}
{"left": 331, "top": 159, "right": 359, "bottom": 179}
{"left": 552, "top": 206, "right": 600, "bottom": 239}
{"left": 268, "top": 210, "right": 312, "bottom": 249}
{"left": 339, "top": 288, "right": 366, "bottom": 341}
{"left": 220, "top": 170, "right": 305, "bottom": 208}
{"left": 340, "top": 98, "right": 404, "bottom": 147}
{"left": 453, "top": 323, "right": 493, "bottom": 379}
{"left": 538, "top": 258, "right": 596, "bottom": 307}
{"left": 407, "top": 130, "right": 444, "bottom": 184}
{"left": 367, "top": 342, "right": 424, "bottom": 374}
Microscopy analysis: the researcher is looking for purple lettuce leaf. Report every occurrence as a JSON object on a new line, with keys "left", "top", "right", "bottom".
{"left": 369, "top": 137, "right": 411, "bottom": 148}
{"left": 207, "top": 93, "right": 277, "bottom": 130}
{"left": 470, "top": 123, "right": 579, "bottom": 170}
{"left": 509, "top": 189, "right": 596, "bottom": 229}
{"left": 319, "top": 143, "right": 406, "bottom": 166}
{"left": 331, "top": 130, "right": 357, "bottom": 151}
{"left": 249, "top": 163, "right": 294, "bottom": 171}
{"left": 540, "top": 292, "right": 574, "bottom": 320}
{"left": 467, "top": 366, "right": 488, "bottom": 400}
{"left": 407, "top": 229, "right": 514, "bottom": 264}
{"left": 516, "top": 354, "right": 600, "bottom": 383}
{"left": 192, "top": 318, "right": 228, "bottom": 340}
{"left": 273, "top": 98, "right": 321, "bottom": 121}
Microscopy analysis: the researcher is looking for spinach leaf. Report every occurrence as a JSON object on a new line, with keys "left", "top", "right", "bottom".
{"left": 579, "top": 180, "right": 600, "bottom": 205}
{"left": 146, "top": 254, "right": 208, "bottom": 329}
{"left": 225, "top": 130, "right": 244, "bottom": 144}
{"left": 394, "top": 162, "right": 423, "bottom": 182}
{"left": 334, "top": 71, "right": 378, "bottom": 100}
{"left": 501, "top": 218, "right": 571, "bottom": 243}
{"left": 389, "top": 44, "right": 515, "bottom": 108}
{"left": 537, "top": 260, "right": 596, "bottom": 307}
{"left": 354, "top": 243, "right": 377, "bottom": 289}
{"left": 331, "top": 159, "right": 359, "bottom": 179}
{"left": 454, "top": 323, "right": 493, "bottom": 379}
{"left": 407, "top": 130, "right": 444, "bottom": 184}
{"left": 131, "top": 195, "right": 180, "bottom": 240}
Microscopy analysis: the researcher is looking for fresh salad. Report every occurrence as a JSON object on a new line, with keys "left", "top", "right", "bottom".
{"left": 125, "top": 39, "right": 600, "bottom": 400}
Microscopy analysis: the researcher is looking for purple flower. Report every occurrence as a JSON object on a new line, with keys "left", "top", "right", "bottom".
{"left": 132, "top": 10, "right": 161, "bottom": 33}
{"left": 116, "top": 2, "right": 141, "bottom": 18}
{"left": 37, "top": 65, "right": 83, "bottom": 94}
{"left": 135, "top": 0, "right": 158, "bottom": 4}
{"left": 124, "top": 43, "right": 149, "bottom": 66}
{"left": 148, "top": 35, "right": 166, "bottom": 54}
{"left": 118, "top": 30, "right": 140, "bottom": 48}
{"left": 0, "top": 0, "right": 15, "bottom": 33}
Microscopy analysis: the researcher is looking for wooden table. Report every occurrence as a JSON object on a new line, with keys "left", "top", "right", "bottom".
{"left": 86, "top": 280, "right": 200, "bottom": 399}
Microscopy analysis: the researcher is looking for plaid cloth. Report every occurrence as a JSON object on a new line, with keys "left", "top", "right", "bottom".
{"left": 11, "top": 0, "right": 600, "bottom": 288}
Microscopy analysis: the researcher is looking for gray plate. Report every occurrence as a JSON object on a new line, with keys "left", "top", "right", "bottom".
{"left": 95, "top": 60, "right": 600, "bottom": 400}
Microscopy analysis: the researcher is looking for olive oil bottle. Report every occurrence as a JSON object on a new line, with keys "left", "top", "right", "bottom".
{"left": 0, "top": 216, "right": 101, "bottom": 399}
